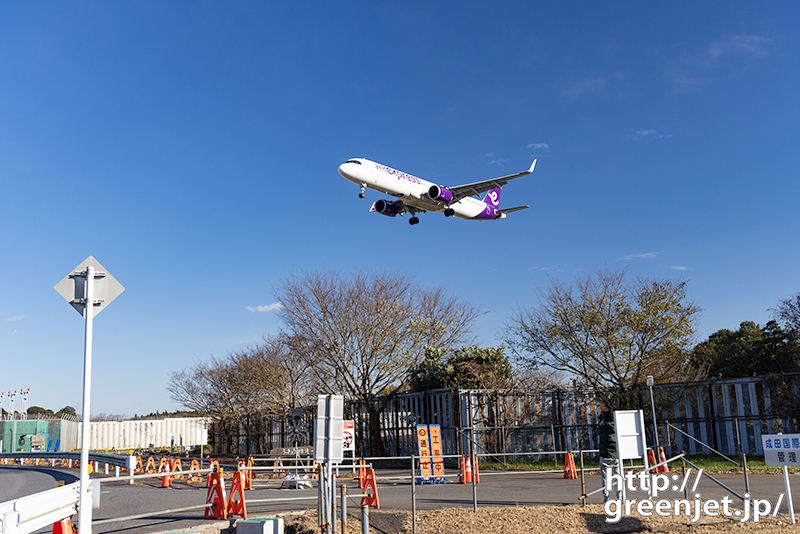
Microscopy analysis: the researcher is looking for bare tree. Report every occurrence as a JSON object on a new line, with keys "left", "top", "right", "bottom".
{"left": 774, "top": 293, "right": 800, "bottom": 333}
{"left": 504, "top": 268, "right": 701, "bottom": 408}
{"left": 167, "top": 334, "right": 317, "bottom": 454}
{"left": 275, "top": 270, "right": 482, "bottom": 456}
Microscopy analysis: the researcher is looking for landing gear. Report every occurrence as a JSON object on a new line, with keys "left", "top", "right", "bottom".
{"left": 444, "top": 208, "right": 455, "bottom": 217}
{"left": 358, "top": 183, "right": 366, "bottom": 198}
{"left": 407, "top": 207, "right": 420, "bottom": 225}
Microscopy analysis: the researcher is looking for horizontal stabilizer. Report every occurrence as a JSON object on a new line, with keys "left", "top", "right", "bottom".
{"left": 497, "top": 205, "right": 529, "bottom": 215}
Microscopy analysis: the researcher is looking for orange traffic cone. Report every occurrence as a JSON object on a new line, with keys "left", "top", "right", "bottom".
{"left": 462, "top": 456, "right": 473, "bottom": 483}
{"left": 659, "top": 447, "right": 669, "bottom": 473}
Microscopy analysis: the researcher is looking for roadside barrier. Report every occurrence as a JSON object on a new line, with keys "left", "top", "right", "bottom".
{"left": 204, "top": 469, "right": 228, "bottom": 520}
{"left": 51, "top": 516, "right": 75, "bottom": 534}
{"left": 647, "top": 448, "right": 658, "bottom": 473}
{"left": 144, "top": 457, "right": 156, "bottom": 474}
{"left": 360, "top": 468, "right": 380, "bottom": 509}
{"left": 172, "top": 459, "right": 185, "bottom": 480}
{"left": 0, "top": 481, "right": 80, "bottom": 534}
{"left": 563, "top": 452, "right": 577, "bottom": 479}
{"left": 187, "top": 460, "right": 203, "bottom": 483}
{"left": 228, "top": 470, "right": 247, "bottom": 518}
{"left": 358, "top": 460, "right": 367, "bottom": 488}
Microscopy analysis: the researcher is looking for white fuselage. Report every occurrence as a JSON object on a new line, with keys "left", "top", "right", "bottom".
{"left": 338, "top": 158, "right": 495, "bottom": 220}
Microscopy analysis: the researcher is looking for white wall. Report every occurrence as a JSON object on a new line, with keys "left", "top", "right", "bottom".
{"left": 66, "top": 417, "right": 210, "bottom": 451}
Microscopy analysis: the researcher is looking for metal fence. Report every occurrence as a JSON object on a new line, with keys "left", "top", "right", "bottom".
{"left": 210, "top": 373, "right": 800, "bottom": 459}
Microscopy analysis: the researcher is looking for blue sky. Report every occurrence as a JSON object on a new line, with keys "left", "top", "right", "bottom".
{"left": 2, "top": 2, "right": 799, "bottom": 417}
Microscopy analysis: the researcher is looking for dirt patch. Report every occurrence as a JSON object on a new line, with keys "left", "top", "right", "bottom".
{"left": 165, "top": 506, "right": 799, "bottom": 534}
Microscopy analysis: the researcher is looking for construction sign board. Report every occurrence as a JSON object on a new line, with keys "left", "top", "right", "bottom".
{"left": 429, "top": 424, "right": 445, "bottom": 478}
{"left": 416, "top": 425, "right": 432, "bottom": 478}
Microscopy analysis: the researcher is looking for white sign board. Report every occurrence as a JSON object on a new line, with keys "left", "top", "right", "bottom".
{"left": 762, "top": 434, "right": 800, "bottom": 466}
{"left": 614, "top": 409, "right": 647, "bottom": 461}
{"left": 54, "top": 256, "right": 125, "bottom": 317}
{"left": 313, "top": 394, "right": 343, "bottom": 463}
{"left": 342, "top": 420, "right": 354, "bottom": 451}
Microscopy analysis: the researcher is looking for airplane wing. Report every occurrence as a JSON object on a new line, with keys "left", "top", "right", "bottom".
{"left": 446, "top": 159, "right": 536, "bottom": 201}
{"left": 498, "top": 205, "right": 530, "bottom": 215}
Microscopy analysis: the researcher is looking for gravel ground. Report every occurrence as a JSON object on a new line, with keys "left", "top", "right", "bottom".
{"left": 166, "top": 505, "right": 800, "bottom": 534}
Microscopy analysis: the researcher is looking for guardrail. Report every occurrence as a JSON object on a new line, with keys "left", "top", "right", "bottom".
{"left": 0, "top": 481, "right": 83, "bottom": 534}
{"left": 0, "top": 452, "right": 135, "bottom": 471}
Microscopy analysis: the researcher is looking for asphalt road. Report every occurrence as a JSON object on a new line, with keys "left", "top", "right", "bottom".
{"left": 2, "top": 465, "right": 798, "bottom": 534}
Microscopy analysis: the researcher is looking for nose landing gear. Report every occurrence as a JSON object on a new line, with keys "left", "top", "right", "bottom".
{"left": 358, "top": 184, "right": 366, "bottom": 198}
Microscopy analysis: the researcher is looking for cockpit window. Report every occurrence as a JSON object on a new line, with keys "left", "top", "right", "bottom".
{"left": 345, "top": 159, "right": 362, "bottom": 165}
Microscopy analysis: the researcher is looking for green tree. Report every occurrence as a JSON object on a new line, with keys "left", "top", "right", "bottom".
{"left": 408, "top": 345, "right": 512, "bottom": 391}
{"left": 56, "top": 406, "right": 77, "bottom": 418}
{"left": 27, "top": 406, "right": 55, "bottom": 417}
{"left": 504, "top": 268, "right": 702, "bottom": 408}
{"left": 690, "top": 320, "right": 800, "bottom": 378}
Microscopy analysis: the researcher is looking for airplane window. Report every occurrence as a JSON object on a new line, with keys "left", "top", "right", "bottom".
{"left": 345, "top": 159, "right": 362, "bottom": 165}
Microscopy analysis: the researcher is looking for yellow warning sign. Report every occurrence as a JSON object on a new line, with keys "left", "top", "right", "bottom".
{"left": 416, "top": 425, "right": 431, "bottom": 477}
{"left": 429, "top": 424, "right": 445, "bottom": 477}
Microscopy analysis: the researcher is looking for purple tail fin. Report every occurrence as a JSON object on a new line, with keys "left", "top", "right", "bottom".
{"left": 482, "top": 188, "right": 502, "bottom": 208}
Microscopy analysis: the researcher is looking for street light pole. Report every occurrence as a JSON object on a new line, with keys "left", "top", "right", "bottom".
{"left": 646, "top": 376, "right": 660, "bottom": 452}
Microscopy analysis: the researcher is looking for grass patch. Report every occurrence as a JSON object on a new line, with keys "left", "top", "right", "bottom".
{"left": 479, "top": 454, "right": 800, "bottom": 475}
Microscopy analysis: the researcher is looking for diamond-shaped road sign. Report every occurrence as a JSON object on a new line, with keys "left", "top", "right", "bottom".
{"left": 54, "top": 256, "right": 125, "bottom": 316}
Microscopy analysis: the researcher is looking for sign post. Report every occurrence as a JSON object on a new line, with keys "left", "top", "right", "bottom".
{"left": 314, "top": 394, "right": 343, "bottom": 534}
{"left": 613, "top": 410, "right": 648, "bottom": 500}
{"left": 54, "top": 256, "right": 124, "bottom": 534}
{"left": 761, "top": 433, "right": 797, "bottom": 524}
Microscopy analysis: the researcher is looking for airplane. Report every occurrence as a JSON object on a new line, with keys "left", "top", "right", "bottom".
{"left": 338, "top": 158, "right": 536, "bottom": 225}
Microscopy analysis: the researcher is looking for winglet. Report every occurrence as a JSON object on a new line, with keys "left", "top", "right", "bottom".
{"left": 528, "top": 159, "right": 537, "bottom": 174}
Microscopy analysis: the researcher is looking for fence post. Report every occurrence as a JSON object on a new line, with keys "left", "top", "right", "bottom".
{"left": 340, "top": 484, "right": 346, "bottom": 534}
{"left": 411, "top": 454, "right": 417, "bottom": 534}
{"left": 3, "top": 510, "right": 18, "bottom": 534}
{"left": 579, "top": 449, "right": 585, "bottom": 507}
{"left": 361, "top": 501, "right": 369, "bottom": 534}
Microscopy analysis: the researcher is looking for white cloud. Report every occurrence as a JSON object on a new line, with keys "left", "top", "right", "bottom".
{"left": 670, "top": 265, "right": 692, "bottom": 271}
{"left": 635, "top": 130, "right": 672, "bottom": 139}
{"left": 4, "top": 315, "right": 24, "bottom": 322}
{"left": 621, "top": 252, "right": 659, "bottom": 260}
{"left": 9, "top": 329, "right": 18, "bottom": 335}
{"left": 527, "top": 143, "right": 550, "bottom": 150}
{"left": 245, "top": 303, "right": 284, "bottom": 313}
{"left": 707, "top": 34, "right": 769, "bottom": 63}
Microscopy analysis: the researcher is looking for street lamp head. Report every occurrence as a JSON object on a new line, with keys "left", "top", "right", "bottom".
{"left": 646, "top": 375, "right": 654, "bottom": 387}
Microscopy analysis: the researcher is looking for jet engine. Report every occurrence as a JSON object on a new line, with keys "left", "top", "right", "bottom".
{"left": 372, "top": 199, "right": 403, "bottom": 217}
{"left": 428, "top": 184, "right": 453, "bottom": 204}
